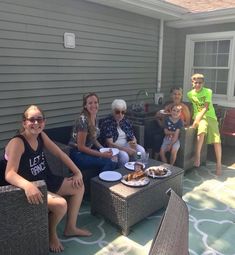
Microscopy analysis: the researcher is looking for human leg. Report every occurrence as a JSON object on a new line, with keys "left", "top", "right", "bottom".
{"left": 136, "top": 144, "right": 145, "bottom": 155}
{"left": 70, "top": 149, "right": 117, "bottom": 172}
{"left": 194, "top": 119, "right": 208, "bottom": 167}
{"left": 118, "top": 150, "right": 129, "bottom": 166}
{"left": 170, "top": 140, "right": 180, "bottom": 165}
{"left": 57, "top": 178, "right": 91, "bottom": 237}
{"left": 214, "top": 143, "right": 222, "bottom": 175}
{"left": 160, "top": 148, "right": 167, "bottom": 163}
{"left": 206, "top": 118, "right": 222, "bottom": 175}
{"left": 47, "top": 192, "right": 67, "bottom": 252}
{"left": 153, "top": 132, "right": 164, "bottom": 158}
{"left": 160, "top": 138, "right": 169, "bottom": 163}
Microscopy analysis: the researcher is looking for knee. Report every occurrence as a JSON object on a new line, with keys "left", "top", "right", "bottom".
{"left": 119, "top": 151, "right": 129, "bottom": 165}
{"left": 137, "top": 145, "right": 145, "bottom": 154}
{"left": 73, "top": 183, "right": 85, "bottom": 196}
{"left": 50, "top": 197, "right": 67, "bottom": 216}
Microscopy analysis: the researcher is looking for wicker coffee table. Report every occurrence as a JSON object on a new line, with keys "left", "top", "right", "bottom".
{"left": 90, "top": 159, "right": 184, "bottom": 236}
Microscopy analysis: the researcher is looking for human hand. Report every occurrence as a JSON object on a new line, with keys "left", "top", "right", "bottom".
{"left": 190, "top": 121, "right": 198, "bottom": 129}
{"left": 128, "top": 140, "right": 137, "bottom": 150}
{"left": 101, "top": 150, "right": 113, "bottom": 158}
{"left": 125, "top": 147, "right": 136, "bottom": 156}
{"left": 25, "top": 182, "right": 44, "bottom": 205}
{"left": 69, "top": 171, "right": 83, "bottom": 188}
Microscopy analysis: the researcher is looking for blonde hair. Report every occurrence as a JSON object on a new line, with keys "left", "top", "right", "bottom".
{"left": 191, "top": 73, "right": 204, "bottom": 81}
{"left": 170, "top": 104, "right": 182, "bottom": 111}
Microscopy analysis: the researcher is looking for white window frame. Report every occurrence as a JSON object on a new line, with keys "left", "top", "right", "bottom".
{"left": 183, "top": 31, "right": 235, "bottom": 107}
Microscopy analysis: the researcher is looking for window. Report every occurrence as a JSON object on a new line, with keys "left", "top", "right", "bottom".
{"left": 184, "top": 32, "right": 235, "bottom": 106}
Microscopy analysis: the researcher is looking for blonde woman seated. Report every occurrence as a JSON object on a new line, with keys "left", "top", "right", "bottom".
{"left": 100, "top": 99, "right": 146, "bottom": 167}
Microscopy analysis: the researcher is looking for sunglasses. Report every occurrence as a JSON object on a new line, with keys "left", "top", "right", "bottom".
{"left": 115, "top": 110, "right": 125, "bottom": 115}
{"left": 26, "top": 117, "right": 45, "bottom": 124}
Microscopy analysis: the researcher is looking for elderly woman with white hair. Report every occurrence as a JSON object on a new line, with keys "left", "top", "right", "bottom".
{"left": 100, "top": 99, "right": 146, "bottom": 166}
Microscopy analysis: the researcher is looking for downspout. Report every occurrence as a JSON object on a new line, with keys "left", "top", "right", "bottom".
{"left": 157, "top": 19, "right": 164, "bottom": 93}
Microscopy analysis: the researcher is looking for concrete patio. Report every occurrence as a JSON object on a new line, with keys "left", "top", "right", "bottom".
{"left": 50, "top": 144, "right": 235, "bottom": 255}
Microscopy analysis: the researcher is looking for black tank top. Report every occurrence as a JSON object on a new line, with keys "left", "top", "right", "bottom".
{"left": 14, "top": 134, "right": 64, "bottom": 193}
{"left": 16, "top": 134, "right": 48, "bottom": 182}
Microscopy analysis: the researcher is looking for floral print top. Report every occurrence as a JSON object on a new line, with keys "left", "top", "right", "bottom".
{"left": 69, "top": 114, "right": 100, "bottom": 150}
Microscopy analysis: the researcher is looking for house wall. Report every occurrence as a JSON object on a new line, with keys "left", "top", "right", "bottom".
{"left": 0, "top": 0, "right": 160, "bottom": 152}
{"left": 161, "top": 25, "right": 177, "bottom": 100}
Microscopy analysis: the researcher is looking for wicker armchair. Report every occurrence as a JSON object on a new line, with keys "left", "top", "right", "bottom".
{"left": 0, "top": 180, "right": 49, "bottom": 255}
{"left": 148, "top": 189, "right": 189, "bottom": 255}
{"left": 175, "top": 127, "right": 207, "bottom": 171}
{"left": 144, "top": 120, "right": 207, "bottom": 172}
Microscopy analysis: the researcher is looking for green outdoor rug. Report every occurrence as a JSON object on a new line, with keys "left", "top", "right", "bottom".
{"left": 50, "top": 161, "right": 235, "bottom": 255}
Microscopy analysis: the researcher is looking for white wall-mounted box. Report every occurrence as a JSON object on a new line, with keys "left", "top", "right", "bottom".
{"left": 64, "top": 32, "right": 76, "bottom": 48}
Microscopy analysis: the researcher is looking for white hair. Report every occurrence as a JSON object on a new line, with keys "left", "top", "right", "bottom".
{"left": 111, "top": 99, "right": 127, "bottom": 111}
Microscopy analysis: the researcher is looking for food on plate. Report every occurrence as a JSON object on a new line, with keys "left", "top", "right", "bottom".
{"left": 146, "top": 166, "right": 167, "bottom": 176}
{"left": 134, "top": 162, "right": 144, "bottom": 171}
{"left": 125, "top": 170, "right": 146, "bottom": 182}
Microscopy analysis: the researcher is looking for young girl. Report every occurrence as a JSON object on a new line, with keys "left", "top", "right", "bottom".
{"left": 4, "top": 105, "right": 91, "bottom": 253}
{"left": 160, "top": 104, "right": 183, "bottom": 165}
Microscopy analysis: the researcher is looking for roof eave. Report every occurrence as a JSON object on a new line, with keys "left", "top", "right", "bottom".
{"left": 167, "top": 8, "right": 235, "bottom": 28}
{"left": 86, "top": 0, "right": 188, "bottom": 20}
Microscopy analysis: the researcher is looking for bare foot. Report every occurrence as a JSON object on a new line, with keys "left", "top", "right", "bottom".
{"left": 49, "top": 234, "right": 64, "bottom": 253}
{"left": 216, "top": 163, "right": 222, "bottom": 176}
{"left": 64, "top": 228, "right": 92, "bottom": 237}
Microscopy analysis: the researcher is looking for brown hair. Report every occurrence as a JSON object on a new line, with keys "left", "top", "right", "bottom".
{"left": 170, "top": 87, "right": 183, "bottom": 94}
{"left": 22, "top": 105, "right": 45, "bottom": 121}
{"left": 19, "top": 105, "right": 45, "bottom": 133}
{"left": 81, "top": 93, "right": 99, "bottom": 141}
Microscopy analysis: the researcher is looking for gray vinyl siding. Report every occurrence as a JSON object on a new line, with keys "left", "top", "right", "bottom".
{"left": 0, "top": 0, "right": 160, "bottom": 151}
{"left": 161, "top": 25, "right": 177, "bottom": 100}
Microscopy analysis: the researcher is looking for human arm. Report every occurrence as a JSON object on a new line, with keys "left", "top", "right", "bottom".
{"left": 191, "top": 102, "right": 209, "bottom": 128}
{"left": 5, "top": 138, "right": 44, "bottom": 204}
{"left": 106, "top": 137, "right": 136, "bottom": 156}
{"left": 182, "top": 103, "right": 191, "bottom": 127}
{"left": 76, "top": 130, "right": 112, "bottom": 159}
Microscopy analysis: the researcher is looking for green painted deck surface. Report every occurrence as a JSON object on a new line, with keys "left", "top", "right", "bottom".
{"left": 51, "top": 161, "right": 235, "bottom": 255}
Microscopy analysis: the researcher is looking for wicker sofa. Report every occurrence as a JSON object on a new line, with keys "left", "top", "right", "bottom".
{"left": 0, "top": 180, "right": 49, "bottom": 255}
{"left": 44, "top": 127, "right": 100, "bottom": 197}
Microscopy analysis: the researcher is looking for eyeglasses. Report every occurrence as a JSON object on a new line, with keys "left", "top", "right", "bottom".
{"left": 26, "top": 117, "right": 45, "bottom": 124}
{"left": 115, "top": 110, "right": 125, "bottom": 115}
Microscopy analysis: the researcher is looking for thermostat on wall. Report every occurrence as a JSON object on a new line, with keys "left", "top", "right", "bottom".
{"left": 64, "top": 32, "right": 76, "bottom": 48}
{"left": 155, "top": 93, "right": 164, "bottom": 105}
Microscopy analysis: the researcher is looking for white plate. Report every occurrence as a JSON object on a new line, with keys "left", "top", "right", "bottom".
{"left": 99, "top": 148, "right": 119, "bottom": 156}
{"left": 124, "top": 162, "right": 145, "bottom": 171}
{"left": 99, "top": 171, "right": 122, "bottom": 182}
{"left": 145, "top": 166, "right": 172, "bottom": 179}
{"left": 121, "top": 176, "right": 150, "bottom": 187}
{"left": 159, "top": 109, "right": 170, "bottom": 115}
